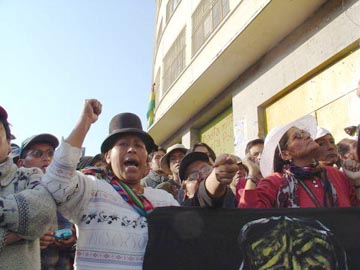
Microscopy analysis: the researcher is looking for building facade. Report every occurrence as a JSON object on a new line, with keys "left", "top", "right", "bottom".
{"left": 149, "top": 0, "right": 360, "bottom": 157}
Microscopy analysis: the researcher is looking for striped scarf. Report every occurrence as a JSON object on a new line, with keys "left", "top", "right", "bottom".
{"left": 276, "top": 162, "right": 338, "bottom": 208}
{"left": 82, "top": 166, "right": 154, "bottom": 217}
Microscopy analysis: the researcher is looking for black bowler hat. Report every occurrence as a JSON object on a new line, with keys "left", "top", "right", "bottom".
{"left": 100, "top": 112, "right": 155, "bottom": 154}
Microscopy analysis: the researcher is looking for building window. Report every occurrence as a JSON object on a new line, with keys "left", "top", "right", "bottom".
{"left": 192, "top": 0, "right": 230, "bottom": 56}
{"left": 163, "top": 28, "right": 186, "bottom": 93}
{"left": 166, "top": 0, "right": 181, "bottom": 23}
{"left": 155, "top": 19, "right": 163, "bottom": 56}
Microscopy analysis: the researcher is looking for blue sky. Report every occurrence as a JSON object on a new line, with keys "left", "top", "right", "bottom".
{"left": 0, "top": 1, "right": 155, "bottom": 155}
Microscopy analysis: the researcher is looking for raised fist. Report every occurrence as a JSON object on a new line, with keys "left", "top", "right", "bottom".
{"left": 82, "top": 99, "right": 102, "bottom": 124}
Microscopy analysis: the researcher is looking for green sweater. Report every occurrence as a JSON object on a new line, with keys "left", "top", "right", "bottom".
{"left": 0, "top": 158, "right": 56, "bottom": 270}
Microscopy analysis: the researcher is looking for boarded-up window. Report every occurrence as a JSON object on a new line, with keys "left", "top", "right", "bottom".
{"left": 200, "top": 107, "right": 234, "bottom": 156}
{"left": 264, "top": 48, "right": 360, "bottom": 143}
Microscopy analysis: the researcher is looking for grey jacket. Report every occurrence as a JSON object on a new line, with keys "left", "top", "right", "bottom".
{"left": 141, "top": 170, "right": 170, "bottom": 188}
{"left": 0, "top": 158, "right": 56, "bottom": 270}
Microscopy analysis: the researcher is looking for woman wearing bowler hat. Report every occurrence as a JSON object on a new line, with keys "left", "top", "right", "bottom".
{"left": 42, "top": 99, "right": 179, "bottom": 270}
{"left": 239, "top": 115, "right": 360, "bottom": 208}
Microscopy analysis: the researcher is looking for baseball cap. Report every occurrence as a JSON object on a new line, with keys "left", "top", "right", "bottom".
{"left": 19, "top": 133, "right": 59, "bottom": 158}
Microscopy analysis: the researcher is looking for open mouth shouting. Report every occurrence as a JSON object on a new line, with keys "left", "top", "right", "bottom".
{"left": 124, "top": 158, "right": 139, "bottom": 169}
{"left": 120, "top": 156, "right": 146, "bottom": 183}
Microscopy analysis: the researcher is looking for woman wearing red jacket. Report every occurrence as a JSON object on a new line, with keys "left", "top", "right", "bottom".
{"left": 239, "top": 115, "right": 360, "bottom": 208}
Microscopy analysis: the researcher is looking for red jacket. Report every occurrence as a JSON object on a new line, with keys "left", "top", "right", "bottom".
{"left": 239, "top": 166, "right": 359, "bottom": 208}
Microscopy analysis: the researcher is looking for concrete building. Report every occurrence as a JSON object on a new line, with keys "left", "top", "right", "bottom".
{"left": 149, "top": 0, "right": 360, "bottom": 157}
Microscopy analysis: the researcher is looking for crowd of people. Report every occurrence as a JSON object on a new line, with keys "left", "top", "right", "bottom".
{"left": 1, "top": 91, "right": 360, "bottom": 269}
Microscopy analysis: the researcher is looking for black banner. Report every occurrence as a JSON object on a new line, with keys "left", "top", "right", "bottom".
{"left": 144, "top": 207, "right": 360, "bottom": 270}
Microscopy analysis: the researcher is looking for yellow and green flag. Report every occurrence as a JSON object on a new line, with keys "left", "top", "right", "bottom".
{"left": 146, "top": 83, "right": 156, "bottom": 127}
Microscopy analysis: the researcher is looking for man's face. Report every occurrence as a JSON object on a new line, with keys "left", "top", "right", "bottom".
{"left": 184, "top": 160, "right": 212, "bottom": 182}
{"left": 315, "top": 134, "right": 338, "bottom": 166}
{"left": 169, "top": 150, "right": 186, "bottom": 175}
{"left": 105, "top": 134, "right": 148, "bottom": 186}
{"left": 248, "top": 144, "right": 264, "bottom": 164}
{"left": 183, "top": 160, "right": 212, "bottom": 199}
{"left": 19, "top": 143, "right": 54, "bottom": 173}
{"left": 150, "top": 150, "right": 166, "bottom": 172}
{"left": 0, "top": 122, "right": 11, "bottom": 164}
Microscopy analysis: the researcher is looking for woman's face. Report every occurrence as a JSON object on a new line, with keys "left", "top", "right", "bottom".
{"left": 282, "top": 127, "right": 319, "bottom": 163}
{"left": 105, "top": 134, "right": 148, "bottom": 187}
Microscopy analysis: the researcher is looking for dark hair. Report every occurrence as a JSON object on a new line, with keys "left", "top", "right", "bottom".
{"left": 92, "top": 153, "right": 106, "bottom": 165}
{"left": 147, "top": 146, "right": 166, "bottom": 162}
{"left": 191, "top": 142, "right": 216, "bottom": 162}
{"left": 77, "top": 154, "right": 106, "bottom": 170}
{"left": 245, "top": 138, "right": 264, "bottom": 154}
{"left": 0, "top": 118, "right": 11, "bottom": 140}
{"left": 273, "top": 132, "right": 290, "bottom": 173}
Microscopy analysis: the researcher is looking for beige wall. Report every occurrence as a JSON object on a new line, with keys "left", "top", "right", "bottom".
{"left": 232, "top": 0, "right": 360, "bottom": 156}
{"left": 265, "top": 48, "right": 360, "bottom": 143}
{"left": 153, "top": 0, "right": 360, "bottom": 152}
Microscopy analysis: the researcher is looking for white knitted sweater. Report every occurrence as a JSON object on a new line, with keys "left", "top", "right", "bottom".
{"left": 42, "top": 141, "right": 179, "bottom": 270}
